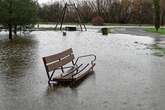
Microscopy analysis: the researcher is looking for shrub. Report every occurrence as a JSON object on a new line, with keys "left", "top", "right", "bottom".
{"left": 92, "top": 16, "right": 104, "bottom": 26}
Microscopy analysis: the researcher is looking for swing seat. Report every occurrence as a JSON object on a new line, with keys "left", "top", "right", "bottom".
{"left": 42, "top": 48, "right": 96, "bottom": 85}
{"left": 65, "top": 27, "right": 77, "bottom": 31}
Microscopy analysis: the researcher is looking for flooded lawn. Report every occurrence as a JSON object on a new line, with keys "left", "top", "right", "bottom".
{"left": 0, "top": 29, "right": 165, "bottom": 110}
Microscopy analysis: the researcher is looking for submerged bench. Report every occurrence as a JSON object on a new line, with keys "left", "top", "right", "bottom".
{"left": 43, "top": 48, "right": 96, "bottom": 85}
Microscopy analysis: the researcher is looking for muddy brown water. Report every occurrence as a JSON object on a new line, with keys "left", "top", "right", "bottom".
{"left": 0, "top": 29, "right": 165, "bottom": 110}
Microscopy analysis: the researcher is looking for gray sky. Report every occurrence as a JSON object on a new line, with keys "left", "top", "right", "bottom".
{"left": 38, "top": 0, "right": 51, "bottom": 4}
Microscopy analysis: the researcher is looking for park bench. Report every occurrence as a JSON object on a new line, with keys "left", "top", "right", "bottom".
{"left": 43, "top": 48, "right": 96, "bottom": 85}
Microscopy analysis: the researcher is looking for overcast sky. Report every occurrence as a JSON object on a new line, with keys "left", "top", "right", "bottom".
{"left": 38, "top": 0, "right": 51, "bottom": 4}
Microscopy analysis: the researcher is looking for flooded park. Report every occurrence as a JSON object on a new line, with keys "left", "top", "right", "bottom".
{"left": 0, "top": 26, "right": 165, "bottom": 110}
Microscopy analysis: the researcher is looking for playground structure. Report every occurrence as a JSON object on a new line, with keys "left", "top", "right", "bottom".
{"left": 55, "top": 0, "right": 87, "bottom": 31}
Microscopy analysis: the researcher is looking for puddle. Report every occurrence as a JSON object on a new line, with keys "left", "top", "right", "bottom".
{"left": 0, "top": 28, "right": 165, "bottom": 110}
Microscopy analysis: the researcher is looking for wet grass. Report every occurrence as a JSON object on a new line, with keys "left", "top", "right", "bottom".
{"left": 11, "top": 36, "right": 36, "bottom": 43}
{"left": 0, "top": 36, "right": 37, "bottom": 49}
{"left": 144, "top": 28, "right": 165, "bottom": 35}
{"left": 38, "top": 22, "right": 153, "bottom": 26}
{"left": 108, "top": 28, "right": 111, "bottom": 33}
{"left": 152, "top": 44, "right": 165, "bottom": 57}
{"left": 0, "top": 36, "right": 38, "bottom": 69}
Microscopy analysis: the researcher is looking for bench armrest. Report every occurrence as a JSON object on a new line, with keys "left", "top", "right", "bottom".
{"left": 74, "top": 54, "right": 96, "bottom": 65}
{"left": 63, "top": 64, "right": 83, "bottom": 77}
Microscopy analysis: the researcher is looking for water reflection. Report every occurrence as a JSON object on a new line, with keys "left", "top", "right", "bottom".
{"left": 0, "top": 36, "right": 38, "bottom": 78}
{"left": 45, "top": 72, "right": 96, "bottom": 95}
{"left": 0, "top": 36, "right": 39, "bottom": 110}
{"left": 0, "top": 29, "right": 165, "bottom": 110}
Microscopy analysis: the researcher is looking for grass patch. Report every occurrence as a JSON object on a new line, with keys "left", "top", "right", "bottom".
{"left": 152, "top": 44, "right": 165, "bottom": 57}
{"left": 108, "top": 28, "right": 111, "bottom": 33}
{"left": 144, "top": 28, "right": 165, "bottom": 35}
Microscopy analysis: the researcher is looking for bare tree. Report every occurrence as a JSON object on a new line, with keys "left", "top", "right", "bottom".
{"left": 160, "top": 0, "right": 165, "bottom": 25}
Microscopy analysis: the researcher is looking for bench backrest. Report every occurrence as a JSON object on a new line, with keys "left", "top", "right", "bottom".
{"left": 43, "top": 48, "right": 74, "bottom": 72}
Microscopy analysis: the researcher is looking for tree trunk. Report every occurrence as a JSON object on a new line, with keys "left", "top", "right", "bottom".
{"left": 14, "top": 25, "right": 17, "bottom": 36}
{"left": 153, "top": 0, "right": 160, "bottom": 31}
{"left": 9, "top": 24, "right": 12, "bottom": 40}
{"left": 97, "top": 0, "right": 101, "bottom": 16}
{"left": 161, "top": 11, "right": 164, "bottom": 26}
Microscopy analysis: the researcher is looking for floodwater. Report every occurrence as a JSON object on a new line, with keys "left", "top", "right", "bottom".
{"left": 0, "top": 28, "right": 165, "bottom": 110}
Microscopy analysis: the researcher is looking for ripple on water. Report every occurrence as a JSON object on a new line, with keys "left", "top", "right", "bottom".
{"left": 0, "top": 30, "right": 165, "bottom": 110}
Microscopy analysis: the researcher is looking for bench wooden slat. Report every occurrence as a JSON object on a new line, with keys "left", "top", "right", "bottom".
{"left": 47, "top": 54, "right": 74, "bottom": 72}
{"left": 74, "top": 63, "right": 95, "bottom": 81}
{"left": 54, "top": 73, "right": 74, "bottom": 81}
{"left": 44, "top": 48, "right": 73, "bottom": 64}
{"left": 53, "top": 64, "right": 95, "bottom": 82}
{"left": 53, "top": 68, "right": 77, "bottom": 82}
